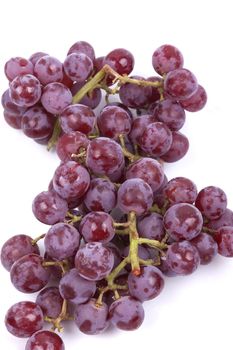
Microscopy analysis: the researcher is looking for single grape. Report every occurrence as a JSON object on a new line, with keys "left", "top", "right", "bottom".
{"left": 160, "top": 131, "right": 189, "bottom": 162}
{"left": 207, "top": 208, "right": 233, "bottom": 230}
{"left": 126, "top": 157, "right": 164, "bottom": 192}
{"left": 83, "top": 178, "right": 117, "bottom": 213}
{"left": 75, "top": 242, "right": 114, "bottom": 281}
{"left": 128, "top": 266, "right": 164, "bottom": 302}
{"left": 60, "top": 104, "right": 96, "bottom": 135}
{"left": 25, "top": 330, "right": 65, "bottom": 350}
{"left": 53, "top": 161, "right": 90, "bottom": 199}
{"left": 1, "top": 89, "right": 27, "bottom": 114}
{"left": 190, "top": 232, "right": 218, "bottom": 264}
{"left": 164, "top": 177, "right": 198, "bottom": 204}
{"left": 10, "top": 74, "right": 41, "bottom": 107}
{"left": 44, "top": 223, "right": 80, "bottom": 260}
{"left": 109, "top": 296, "right": 144, "bottom": 331}
{"left": 3, "top": 110, "right": 22, "bottom": 129}
{"left": 10, "top": 254, "right": 50, "bottom": 293}
{"left": 80, "top": 212, "right": 115, "bottom": 243}
{"left": 41, "top": 82, "right": 72, "bottom": 114}
{"left": 97, "top": 105, "right": 132, "bottom": 139}
{"left": 64, "top": 53, "right": 93, "bottom": 82}
{"left": 71, "top": 81, "right": 102, "bottom": 109}
{"left": 36, "top": 287, "right": 63, "bottom": 318}
{"left": 179, "top": 85, "right": 207, "bottom": 112}
{"left": 119, "top": 75, "right": 152, "bottom": 108}
{"left": 164, "top": 203, "right": 203, "bottom": 241}
{"left": 195, "top": 186, "right": 227, "bottom": 220}
{"left": 117, "top": 178, "right": 153, "bottom": 215}
{"left": 104, "top": 48, "right": 134, "bottom": 76}
{"left": 56, "top": 131, "right": 90, "bottom": 162}
{"left": 34, "top": 56, "right": 63, "bottom": 85}
{"left": 5, "top": 57, "right": 34, "bottom": 81}
{"left": 32, "top": 190, "right": 68, "bottom": 225}
{"left": 59, "top": 268, "right": 96, "bottom": 304}
{"left": 166, "top": 241, "right": 200, "bottom": 275}
{"left": 138, "top": 213, "right": 165, "bottom": 241}
{"left": 67, "top": 40, "right": 95, "bottom": 61}
{"left": 1, "top": 234, "right": 39, "bottom": 271}
{"left": 158, "top": 257, "right": 177, "bottom": 277}
{"left": 128, "top": 114, "right": 155, "bottom": 144}
{"left": 139, "top": 122, "right": 173, "bottom": 157}
{"left": 29, "top": 52, "right": 48, "bottom": 66}
{"left": 153, "top": 99, "right": 186, "bottom": 131}
{"left": 74, "top": 298, "right": 109, "bottom": 334}
{"left": 152, "top": 44, "right": 184, "bottom": 75}
{"left": 214, "top": 226, "right": 233, "bottom": 257}
{"left": 21, "top": 106, "right": 54, "bottom": 139}
{"left": 5, "top": 301, "right": 43, "bottom": 338}
{"left": 164, "top": 68, "right": 198, "bottom": 100}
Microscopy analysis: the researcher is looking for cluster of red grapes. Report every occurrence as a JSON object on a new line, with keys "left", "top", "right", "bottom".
{"left": 2, "top": 41, "right": 232, "bottom": 350}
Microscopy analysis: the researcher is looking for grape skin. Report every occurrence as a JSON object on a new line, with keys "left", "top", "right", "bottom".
{"left": 119, "top": 75, "right": 152, "bottom": 108}
{"left": 164, "top": 177, "right": 198, "bottom": 204}
{"left": 206, "top": 208, "right": 233, "bottom": 230}
{"left": 128, "top": 114, "right": 155, "bottom": 145}
{"left": 64, "top": 53, "right": 93, "bottom": 82}
{"left": 153, "top": 99, "right": 186, "bottom": 131}
{"left": 25, "top": 330, "right": 65, "bottom": 350}
{"left": 104, "top": 48, "right": 135, "bottom": 76}
{"left": 190, "top": 232, "right": 218, "bottom": 264}
{"left": 60, "top": 104, "right": 96, "bottom": 135}
{"left": 160, "top": 131, "right": 189, "bottom": 162}
{"left": 138, "top": 213, "right": 165, "bottom": 241}
{"left": 67, "top": 40, "right": 95, "bottom": 61}
{"left": 36, "top": 286, "right": 63, "bottom": 318}
{"left": 29, "top": 52, "right": 48, "bottom": 66}
{"left": 56, "top": 131, "right": 90, "bottom": 162}
{"left": 21, "top": 106, "right": 54, "bottom": 139}
{"left": 195, "top": 186, "right": 227, "bottom": 220}
{"left": 180, "top": 85, "right": 207, "bottom": 112}
{"left": 152, "top": 44, "right": 184, "bottom": 76}
{"left": 41, "top": 82, "right": 72, "bottom": 115}
{"left": 164, "top": 68, "right": 198, "bottom": 100}
{"left": 80, "top": 212, "right": 115, "bottom": 243}
{"left": 1, "top": 89, "right": 27, "bottom": 114}
{"left": 5, "top": 57, "right": 34, "bottom": 81}
{"left": 214, "top": 226, "right": 233, "bottom": 257}
{"left": 10, "top": 74, "right": 42, "bottom": 107}
{"left": 34, "top": 55, "right": 63, "bottom": 85}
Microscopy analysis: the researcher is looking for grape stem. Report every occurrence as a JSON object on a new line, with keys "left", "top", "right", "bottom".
{"left": 47, "top": 118, "right": 62, "bottom": 151}
{"left": 44, "top": 299, "right": 70, "bottom": 332}
{"left": 42, "top": 259, "right": 69, "bottom": 275}
{"left": 202, "top": 226, "right": 216, "bottom": 235}
{"left": 66, "top": 211, "right": 82, "bottom": 224}
{"left": 118, "top": 134, "right": 140, "bottom": 163}
{"left": 31, "top": 233, "right": 46, "bottom": 245}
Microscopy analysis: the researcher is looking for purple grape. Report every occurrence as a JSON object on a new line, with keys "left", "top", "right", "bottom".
{"left": 71, "top": 81, "right": 102, "bottom": 109}
{"left": 164, "top": 177, "right": 198, "bottom": 204}
{"left": 36, "top": 287, "right": 63, "bottom": 318}
{"left": 64, "top": 53, "right": 93, "bottom": 82}
{"left": 109, "top": 296, "right": 144, "bottom": 331}
{"left": 56, "top": 131, "right": 90, "bottom": 162}
{"left": 80, "top": 212, "right": 115, "bottom": 243}
{"left": 158, "top": 257, "right": 177, "bottom": 277}
{"left": 41, "top": 82, "right": 72, "bottom": 114}
{"left": 75, "top": 242, "right": 114, "bottom": 281}
{"left": 106, "top": 242, "right": 122, "bottom": 269}
{"left": 52, "top": 161, "right": 90, "bottom": 200}
{"left": 126, "top": 157, "right": 164, "bottom": 192}
{"left": 190, "top": 232, "right": 218, "bottom": 264}
{"left": 164, "top": 203, "right": 203, "bottom": 241}
{"left": 25, "top": 330, "right": 64, "bottom": 350}
{"left": 128, "top": 266, "right": 164, "bottom": 302}
{"left": 94, "top": 56, "right": 105, "bottom": 72}
{"left": 1, "top": 234, "right": 40, "bottom": 271}
{"left": 34, "top": 56, "right": 63, "bottom": 85}
{"left": 10, "top": 74, "right": 41, "bottom": 107}
{"left": 164, "top": 68, "right": 198, "bottom": 100}
{"left": 138, "top": 213, "right": 165, "bottom": 240}
{"left": 180, "top": 85, "right": 207, "bottom": 112}
{"left": 32, "top": 190, "right": 68, "bottom": 225}
{"left": 67, "top": 41, "right": 95, "bottom": 61}
{"left": 59, "top": 268, "right": 96, "bottom": 304}
{"left": 214, "top": 226, "right": 233, "bottom": 257}
{"left": 3, "top": 110, "right": 22, "bottom": 129}
{"left": 195, "top": 186, "right": 227, "bottom": 220}
{"left": 207, "top": 209, "right": 233, "bottom": 230}
{"left": 60, "top": 104, "right": 96, "bottom": 135}
{"left": 29, "top": 52, "right": 48, "bottom": 66}
{"left": 5, "top": 301, "right": 43, "bottom": 338}
{"left": 153, "top": 99, "right": 186, "bottom": 131}
{"left": 21, "top": 106, "right": 54, "bottom": 139}
{"left": 84, "top": 178, "right": 117, "bottom": 213}
{"left": 117, "top": 178, "right": 153, "bottom": 215}
{"left": 44, "top": 223, "right": 80, "bottom": 260}
{"left": 119, "top": 75, "right": 152, "bottom": 108}
{"left": 161, "top": 131, "right": 189, "bottom": 162}
{"left": 1, "top": 89, "right": 27, "bottom": 114}
{"left": 5, "top": 57, "right": 33, "bottom": 81}
{"left": 152, "top": 44, "right": 184, "bottom": 76}
{"left": 147, "top": 76, "right": 162, "bottom": 104}
{"left": 10, "top": 254, "right": 50, "bottom": 293}
{"left": 166, "top": 241, "right": 200, "bottom": 275}
{"left": 128, "top": 114, "right": 155, "bottom": 144}
{"left": 104, "top": 48, "right": 134, "bottom": 76}
{"left": 74, "top": 298, "right": 109, "bottom": 334}
{"left": 123, "top": 245, "right": 151, "bottom": 261}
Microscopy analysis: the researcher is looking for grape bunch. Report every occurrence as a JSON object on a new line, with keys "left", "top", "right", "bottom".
{"left": 2, "top": 41, "right": 229, "bottom": 350}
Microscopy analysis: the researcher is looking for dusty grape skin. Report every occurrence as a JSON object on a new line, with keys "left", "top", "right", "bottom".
{"left": 64, "top": 53, "right": 93, "bottom": 82}
{"left": 25, "top": 330, "right": 65, "bottom": 350}
{"left": 195, "top": 186, "right": 227, "bottom": 220}
{"left": 104, "top": 48, "right": 134, "bottom": 76}
{"left": 84, "top": 178, "right": 117, "bottom": 213}
{"left": 41, "top": 82, "right": 72, "bottom": 115}
{"left": 128, "top": 114, "right": 155, "bottom": 144}
{"left": 44, "top": 223, "right": 80, "bottom": 260}
{"left": 71, "top": 81, "right": 102, "bottom": 109}
{"left": 139, "top": 122, "right": 173, "bottom": 157}
{"left": 36, "top": 287, "right": 63, "bottom": 318}
{"left": 161, "top": 131, "right": 189, "bottom": 162}
{"left": 190, "top": 232, "right": 218, "bottom": 264}
{"left": 147, "top": 76, "right": 162, "bottom": 104}
{"left": 166, "top": 241, "right": 200, "bottom": 275}
{"left": 158, "top": 257, "right": 177, "bottom": 277}
{"left": 3, "top": 110, "right": 22, "bottom": 129}
{"left": 44, "top": 253, "right": 75, "bottom": 280}
{"left": 59, "top": 268, "right": 96, "bottom": 304}
{"left": 153, "top": 99, "right": 186, "bottom": 131}
{"left": 128, "top": 266, "right": 164, "bottom": 302}
{"left": 180, "top": 85, "right": 207, "bottom": 112}
{"left": 32, "top": 190, "right": 68, "bottom": 225}
{"left": 10, "top": 254, "right": 50, "bottom": 293}
{"left": 86, "top": 137, "right": 124, "bottom": 176}
{"left": 152, "top": 44, "right": 184, "bottom": 76}
{"left": 97, "top": 105, "right": 132, "bottom": 139}
{"left": 207, "top": 209, "right": 233, "bottom": 230}
{"left": 1, "top": 235, "right": 40, "bottom": 271}
{"left": 74, "top": 299, "right": 109, "bottom": 335}
{"left": 119, "top": 76, "right": 152, "bottom": 108}
{"left": 5, "top": 301, "right": 43, "bottom": 338}
{"left": 109, "top": 296, "right": 144, "bottom": 331}
{"left": 1, "top": 89, "right": 27, "bottom": 114}
{"left": 53, "top": 161, "right": 90, "bottom": 200}
{"left": 10, "top": 74, "right": 42, "bottom": 107}
{"left": 60, "top": 104, "right": 96, "bottom": 135}
{"left": 80, "top": 212, "right": 115, "bottom": 243}
{"left": 21, "top": 106, "right": 54, "bottom": 139}
{"left": 5, "top": 57, "right": 34, "bottom": 81}
{"left": 138, "top": 213, "right": 165, "bottom": 241}
{"left": 67, "top": 40, "right": 95, "bottom": 61}
{"left": 56, "top": 131, "right": 90, "bottom": 162}
{"left": 126, "top": 157, "right": 164, "bottom": 192}
{"left": 29, "top": 52, "right": 48, "bottom": 66}
{"left": 164, "top": 68, "right": 198, "bottom": 100}
{"left": 214, "top": 226, "right": 233, "bottom": 257}
{"left": 164, "top": 177, "right": 198, "bottom": 204}
{"left": 164, "top": 203, "right": 203, "bottom": 241}
{"left": 34, "top": 56, "right": 63, "bottom": 85}
{"left": 75, "top": 242, "right": 114, "bottom": 281}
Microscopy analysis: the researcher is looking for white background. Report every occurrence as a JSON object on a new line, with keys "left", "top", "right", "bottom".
{"left": 0, "top": 0, "right": 233, "bottom": 349}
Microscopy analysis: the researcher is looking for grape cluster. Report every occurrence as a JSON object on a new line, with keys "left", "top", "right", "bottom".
{"left": 2, "top": 41, "right": 231, "bottom": 350}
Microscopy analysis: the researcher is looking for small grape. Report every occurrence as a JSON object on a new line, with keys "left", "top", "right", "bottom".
{"left": 64, "top": 53, "right": 93, "bottom": 82}
{"left": 195, "top": 186, "right": 227, "bottom": 220}
{"left": 34, "top": 56, "right": 63, "bottom": 85}
{"left": 21, "top": 106, "right": 54, "bottom": 139}
{"left": 164, "top": 68, "right": 198, "bottom": 100}
{"left": 180, "top": 85, "right": 207, "bottom": 112}
{"left": 160, "top": 131, "right": 189, "bottom": 162}
{"left": 25, "top": 330, "right": 65, "bottom": 350}
{"left": 152, "top": 44, "right": 184, "bottom": 76}
{"left": 10, "top": 74, "right": 42, "bottom": 107}
{"left": 214, "top": 226, "right": 233, "bottom": 257}
{"left": 138, "top": 213, "right": 165, "bottom": 241}
{"left": 164, "top": 177, "right": 198, "bottom": 204}
{"left": 5, "top": 57, "right": 34, "bottom": 81}
{"left": 60, "top": 104, "right": 96, "bottom": 135}
{"left": 41, "top": 82, "right": 72, "bottom": 114}
{"left": 80, "top": 212, "right": 115, "bottom": 243}
{"left": 153, "top": 99, "right": 186, "bottom": 131}
{"left": 67, "top": 40, "right": 95, "bottom": 61}
{"left": 36, "top": 287, "right": 63, "bottom": 318}
{"left": 190, "top": 232, "right": 218, "bottom": 264}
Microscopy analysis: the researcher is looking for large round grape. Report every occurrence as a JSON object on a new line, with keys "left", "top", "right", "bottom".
{"left": 119, "top": 76, "right": 152, "bottom": 108}
{"left": 164, "top": 68, "right": 198, "bottom": 100}
{"left": 214, "top": 226, "right": 233, "bottom": 257}
{"left": 64, "top": 53, "right": 93, "bottom": 82}
{"left": 153, "top": 99, "right": 186, "bottom": 131}
{"left": 104, "top": 48, "right": 134, "bottom": 76}
{"left": 195, "top": 186, "right": 227, "bottom": 220}
{"left": 164, "top": 177, "right": 198, "bottom": 204}
{"left": 41, "top": 82, "right": 72, "bottom": 114}
{"left": 5, "top": 57, "right": 34, "bottom": 81}
{"left": 190, "top": 232, "right": 218, "bottom": 264}
{"left": 80, "top": 212, "right": 115, "bottom": 243}
{"left": 56, "top": 131, "right": 90, "bottom": 162}
{"left": 180, "top": 85, "right": 207, "bottom": 112}
{"left": 207, "top": 208, "right": 233, "bottom": 230}
{"left": 25, "top": 330, "right": 64, "bottom": 350}
{"left": 34, "top": 55, "right": 63, "bottom": 85}
{"left": 10, "top": 74, "right": 41, "bottom": 107}
{"left": 160, "top": 131, "right": 189, "bottom": 162}
{"left": 60, "top": 104, "right": 96, "bottom": 135}
{"left": 36, "top": 287, "right": 63, "bottom": 318}
{"left": 152, "top": 44, "right": 184, "bottom": 76}
{"left": 21, "top": 106, "right": 54, "bottom": 139}
{"left": 138, "top": 213, "right": 165, "bottom": 241}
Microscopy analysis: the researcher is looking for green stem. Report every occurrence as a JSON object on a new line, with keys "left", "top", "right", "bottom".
{"left": 47, "top": 118, "right": 62, "bottom": 151}
{"left": 106, "top": 257, "right": 129, "bottom": 287}
{"left": 31, "top": 234, "right": 46, "bottom": 245}
{"left": 202, "top": 226, "right": 216, "bottom": 235}
{"left": 128, "top": 211, "right": 140, "bottom": 275}
{"left": 138, "top": 237, "right": 168, "bottom": 250}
